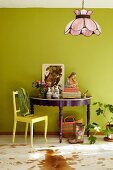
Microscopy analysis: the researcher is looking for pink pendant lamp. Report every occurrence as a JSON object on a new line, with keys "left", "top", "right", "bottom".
{"left": 65, "top": 0, "right": 101, "bottom": 37}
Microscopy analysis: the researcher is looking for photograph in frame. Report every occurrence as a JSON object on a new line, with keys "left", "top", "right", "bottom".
{"left": 42, "top": 64, "right": 64, "bottom": 91}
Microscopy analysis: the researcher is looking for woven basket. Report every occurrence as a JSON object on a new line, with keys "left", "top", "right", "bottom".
{"left": 62, "top": 116, "right": 82, "bottom": 138}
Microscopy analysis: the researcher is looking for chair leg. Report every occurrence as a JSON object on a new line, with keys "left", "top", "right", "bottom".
{"left": 12, "top": 120, "right": 17, "bottom": 143}
{"left": 25, "top": 123, "right": 28, "bottom": 141}
{"left": 44, "top": 116, "right": 48, "bottom": 142}
{"left": 30, "top": 123, "right": 33, "bottom": 148}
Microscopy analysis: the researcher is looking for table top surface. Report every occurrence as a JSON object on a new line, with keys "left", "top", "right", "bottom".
{"left": 30, "top": 96, "right": 92, "bottom": 101}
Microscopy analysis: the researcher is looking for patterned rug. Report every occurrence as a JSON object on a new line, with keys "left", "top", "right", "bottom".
{"left": 0, "top": 140, "right": 113, "bottom": 170}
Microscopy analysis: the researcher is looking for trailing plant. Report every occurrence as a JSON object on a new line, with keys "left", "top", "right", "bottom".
{"left": 86, "top": 122, "right": 101, "bottom": 144}
{"left": 93, "top": 102, "right": 113, "bottom": 125}
{"left": 87, "top": 102, "right": 113, "bottom": 144}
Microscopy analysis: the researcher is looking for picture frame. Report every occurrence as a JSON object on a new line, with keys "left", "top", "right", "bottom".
{"left": 42, "top": 64, "right": 64, "bottom": 91}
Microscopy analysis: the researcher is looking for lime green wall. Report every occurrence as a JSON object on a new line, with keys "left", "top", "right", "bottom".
{"left": 0, "top": 8, "right": 113, "bottom": 133}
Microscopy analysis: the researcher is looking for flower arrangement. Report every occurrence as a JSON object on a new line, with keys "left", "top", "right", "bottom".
{"left": 32, "top": 80, "right": 48, "bottom": 98}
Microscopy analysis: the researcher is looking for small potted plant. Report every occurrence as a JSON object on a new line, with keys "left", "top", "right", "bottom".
{"left": 86, "top": 102, "right": 113, "bottom": 144}
{"left": 93, "top": 102, "right": 113, "bottom": 141}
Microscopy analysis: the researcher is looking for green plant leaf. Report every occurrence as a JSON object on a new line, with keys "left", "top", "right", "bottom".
{"left": 86, "top": 122, "right": 101, "bottom": 132}
{"left": 109, "top": 106, "right": 113, "bottom": 113}
{"left": 92, "top": 122, "right": 98, "bottom": 126}
{"left": 85, "top": 124, "right": 94, "bottom": 131}
{"left": 96, "top": 108, "right": 103, "bottom": 115}
{"left": 93, "top": 102, "right": 97, "bottom": 105}
{"left": 88, "top": 135, "right": 97, "bottom": 144}
{"left": 103, "top": 128, "right": 111, "bottom": 136}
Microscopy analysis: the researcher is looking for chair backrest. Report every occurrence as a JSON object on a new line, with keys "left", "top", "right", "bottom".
{"left": 13, "top": 91, "right": 20, "bottom": 118}
{"left": 13, "top": 89, "right": 30, "bottom": 117}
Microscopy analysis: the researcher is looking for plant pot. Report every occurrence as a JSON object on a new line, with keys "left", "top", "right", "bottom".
{"left": 104, "top": 124, "right": 113, "bottom": 141}
{"left": 37, "top": 90, "right": 46, "bottom": 98}
{"left": 104, "top": 137, "right": 113, "bottom": 142}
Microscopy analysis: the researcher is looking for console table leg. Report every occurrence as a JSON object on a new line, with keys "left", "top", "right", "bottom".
{"left": 87, "top": 104, "right": 90, "bottom": 137}
{"left": 59, "top": 106, "right": 63, "bottom": 143}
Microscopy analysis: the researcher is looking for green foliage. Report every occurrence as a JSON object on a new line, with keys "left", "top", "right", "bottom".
{"left": 88, "top": 135, "right": 97, "bottom": 144}
{"left": 86, "top": 102, "right": 113, "bottom": 144}
{"left": 86, "top": 122, "right": 101, "bottom": 144}
{"left": 93, "top": 102, "right": 113, "bottom": 124}
{"left": 106, "top": 104, "right": 113, "bottom": 113}
{"left": 92, "top": 101, "right": 113, "bottom": 140}
{"left": 86, "top": 122, "right": 100, "bottom": 132}
{"left": 103, "top": 128, "right": 112, "bottom": 137}
{"left": 96, "top": 108, "right": 103, "bottom": 116}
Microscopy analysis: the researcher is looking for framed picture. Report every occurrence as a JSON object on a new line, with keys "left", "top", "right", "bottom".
{"left": 42, "top": 64, "right": 64, "bottom": 90}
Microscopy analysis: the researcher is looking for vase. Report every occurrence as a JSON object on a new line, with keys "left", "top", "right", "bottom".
{"left": 37, "top": 90, "right": 46, "bottom": 98}
{"left": 46, "top": 87, "right": 52, "bottom": 99}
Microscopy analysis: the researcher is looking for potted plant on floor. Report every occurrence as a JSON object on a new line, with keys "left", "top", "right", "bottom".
{"left": 86, "top": 102, "right": 113, "bottom": 144}
{"left": 93, "top": 102, "right": 113, "bottom": 141}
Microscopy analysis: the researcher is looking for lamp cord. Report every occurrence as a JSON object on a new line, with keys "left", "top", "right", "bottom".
{"left": 82, "top": 0, "right": 84, "bottom": 9}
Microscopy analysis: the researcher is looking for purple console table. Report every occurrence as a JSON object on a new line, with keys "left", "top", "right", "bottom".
{"left": 30, "top": 96, "right": 92, "bottom": 143}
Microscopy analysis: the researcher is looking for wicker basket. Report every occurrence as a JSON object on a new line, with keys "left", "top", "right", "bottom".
{"left": 62, "top": 116, "right": 83, "bottom": 138}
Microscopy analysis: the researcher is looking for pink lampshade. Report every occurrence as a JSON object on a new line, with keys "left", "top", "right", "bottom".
{"left": 65, "top": 5, "right": 101, "bottom": 37}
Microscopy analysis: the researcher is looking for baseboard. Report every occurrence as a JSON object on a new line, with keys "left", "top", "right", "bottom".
{"left": 0, "top": 131, "right": 104, "bottom": 135}
{"left": 88, "top": 131, "right": 104, "bottom": 135}
{"left": 0, "top": 132, "right": 59, "bottom": 135}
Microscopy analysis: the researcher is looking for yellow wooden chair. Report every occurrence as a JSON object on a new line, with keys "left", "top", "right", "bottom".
{"left": 12, "top": 91, "right": 48, "bottom": 147}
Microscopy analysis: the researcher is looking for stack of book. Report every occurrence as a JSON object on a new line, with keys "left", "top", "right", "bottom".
{"left": 62, "top": 87, "right": 81, "bottom": 98}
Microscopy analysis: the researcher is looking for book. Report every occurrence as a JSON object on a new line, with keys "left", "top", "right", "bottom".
{"left": 64, "top": 87, "right": 80, "bottom": 92}
{"left": 62, "top": 91, "right": 81, "bottom": 99}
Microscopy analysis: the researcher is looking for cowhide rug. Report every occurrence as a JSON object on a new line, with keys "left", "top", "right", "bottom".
{"left": 0, "top": 138, "right": 113, "bottom": 170}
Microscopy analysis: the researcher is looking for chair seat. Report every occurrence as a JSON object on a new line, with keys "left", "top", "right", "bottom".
{"left": 17, "top": 114, "right": 48, "bottom": 123}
